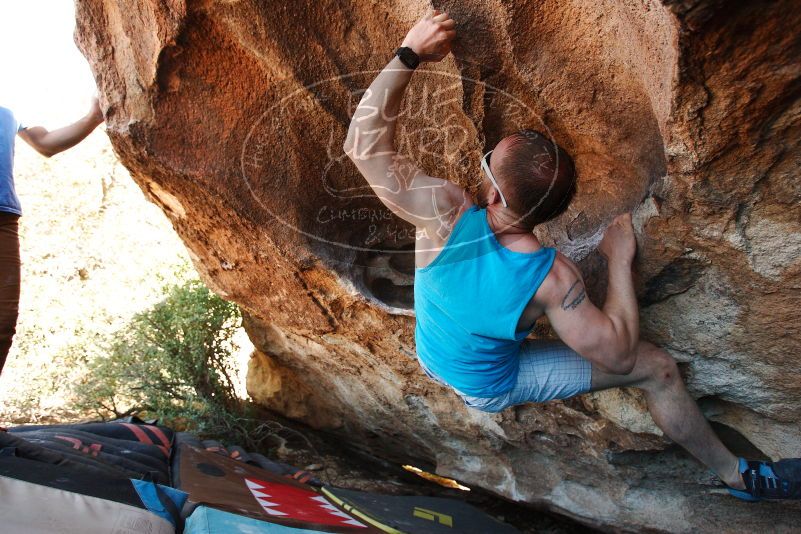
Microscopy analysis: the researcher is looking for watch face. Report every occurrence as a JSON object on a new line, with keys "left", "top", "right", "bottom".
{"left": 398, "top": 47, "right": 419, "bottom": 69}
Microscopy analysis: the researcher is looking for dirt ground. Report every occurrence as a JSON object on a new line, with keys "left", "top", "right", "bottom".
{"left": 0, "top": 129, "right": 196, "bottom": 424}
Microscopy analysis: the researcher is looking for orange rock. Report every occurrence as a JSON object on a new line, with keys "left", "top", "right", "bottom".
{"left": 75, "top": 0, "right": 801, "bottom": 530}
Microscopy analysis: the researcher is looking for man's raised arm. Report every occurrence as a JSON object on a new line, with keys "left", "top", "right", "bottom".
{"left": 541, "top": 213, "right": 640, "bottom": 374}
{"left": 343, "top": 11, "right": 465, "bottom": 229}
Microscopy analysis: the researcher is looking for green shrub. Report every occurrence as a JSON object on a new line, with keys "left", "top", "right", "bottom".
{"left": 71, "top": 278, "right": 250, "bottom": 440}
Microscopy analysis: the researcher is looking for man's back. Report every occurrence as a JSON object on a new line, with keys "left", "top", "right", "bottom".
{"left": 413, "top": 204, "right": 558, "bottom": 397}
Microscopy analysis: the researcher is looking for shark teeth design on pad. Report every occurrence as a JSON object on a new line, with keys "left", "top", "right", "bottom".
{"left": 245, "top": 477, "right": 367, "bottom": 528}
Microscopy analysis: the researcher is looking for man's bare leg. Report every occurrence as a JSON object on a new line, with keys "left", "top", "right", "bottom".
{"left": 591, "top": 340, "right": 744, "bottom": 489}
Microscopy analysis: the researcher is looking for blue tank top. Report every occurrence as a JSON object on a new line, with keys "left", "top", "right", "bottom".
{"left": 0, "top": 107, "right": 23, "bottom": 216}
{"left": 414, "top": 205, "right": 557, "bottom": 397}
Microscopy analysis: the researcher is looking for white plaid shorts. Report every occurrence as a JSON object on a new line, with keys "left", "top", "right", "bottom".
{"left": 419, "top": 339, "right": 593, "bottom": 413}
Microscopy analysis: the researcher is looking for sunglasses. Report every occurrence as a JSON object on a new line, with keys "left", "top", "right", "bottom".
{"left": 480, "top": 150, "right": 508, "bottom": 208}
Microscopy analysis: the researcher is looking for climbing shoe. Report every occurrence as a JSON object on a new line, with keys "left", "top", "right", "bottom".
{"left": 727, "top": 457, "right": 801, "bottom": 501}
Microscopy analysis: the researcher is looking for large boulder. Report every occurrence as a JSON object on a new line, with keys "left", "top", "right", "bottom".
{"left": 75, "top": 0, "right": 801, "bottom": 531}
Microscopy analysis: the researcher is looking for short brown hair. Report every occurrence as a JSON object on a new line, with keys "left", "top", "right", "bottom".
{"left": 495, "top": 130, "right": 576, "bottom": 229}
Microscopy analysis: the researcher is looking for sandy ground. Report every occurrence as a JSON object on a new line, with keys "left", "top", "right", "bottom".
{"left": 0, "top": 129, "right": 251, "bottom": 425}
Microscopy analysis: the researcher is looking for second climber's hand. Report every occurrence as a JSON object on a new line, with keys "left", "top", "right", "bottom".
{"left": 401, "top": 9, "right": 456, "bottom": 62}
{"left": 86, "top": 96, "right": 105, "bottom": 126}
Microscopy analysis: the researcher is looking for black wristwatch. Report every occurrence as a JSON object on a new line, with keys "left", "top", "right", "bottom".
{"left": 395, "top": 46, "right": 421, "bottom": 70}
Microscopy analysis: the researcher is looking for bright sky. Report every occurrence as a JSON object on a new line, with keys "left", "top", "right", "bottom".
{"left": 0, "top": 1, "right": 97, "bottom": 126}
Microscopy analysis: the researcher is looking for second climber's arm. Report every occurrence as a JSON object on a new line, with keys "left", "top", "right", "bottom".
{"left": 18, "top": 98, "right": 104, "bottom": 158}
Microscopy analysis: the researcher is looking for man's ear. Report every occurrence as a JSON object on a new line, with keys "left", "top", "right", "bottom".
{"left": 485, "top": 185, "right": 501, "bottom": 206}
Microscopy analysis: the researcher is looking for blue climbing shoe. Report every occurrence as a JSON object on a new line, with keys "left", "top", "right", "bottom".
{"left": 727, "top": 457, "right": 801, "bottom": 501}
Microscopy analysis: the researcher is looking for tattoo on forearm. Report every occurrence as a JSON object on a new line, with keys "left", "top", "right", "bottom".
{"left": 561, "top": 280, "right": 586, "bottom": 311}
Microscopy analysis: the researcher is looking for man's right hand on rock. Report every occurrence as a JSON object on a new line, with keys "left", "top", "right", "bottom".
{"left": 401, "top": 9, "right": 456, "bottom": 62}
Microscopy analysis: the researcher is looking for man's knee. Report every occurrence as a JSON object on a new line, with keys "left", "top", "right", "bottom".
{"left": 638, "top": 341, "right": 681, "bottom": 389}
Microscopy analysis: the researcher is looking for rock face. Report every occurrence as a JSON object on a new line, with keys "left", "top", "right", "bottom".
{"left": 75, "top": 0, "right": 801, "bottom": 531}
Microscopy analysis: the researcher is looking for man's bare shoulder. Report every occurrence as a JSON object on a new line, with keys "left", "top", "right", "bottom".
{"left": 414, "top": 185, "right": 474, "bottom": 268}
{"left": 536, "top": 251, "right": 583, "bottom": 308}
{"left": 420, "top": 181, "right": 473, "bottom": 236}
{"left": 439, "top": 180, "right": 473, "bottom": 218}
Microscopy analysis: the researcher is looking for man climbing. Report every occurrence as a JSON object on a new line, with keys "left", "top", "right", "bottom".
{"left": 343, "top": 11, "right": 800, "bottom": 501}
{"left": 0, "top": 99, "right": 104, "bottom": 374}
